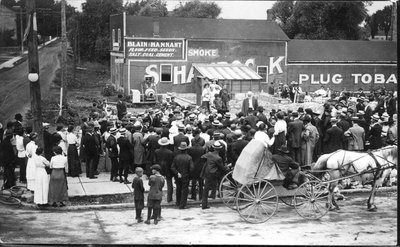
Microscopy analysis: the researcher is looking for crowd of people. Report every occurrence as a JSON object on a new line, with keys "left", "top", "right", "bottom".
{"left": 0, "top": 88, "right": 397, "bottom": 214}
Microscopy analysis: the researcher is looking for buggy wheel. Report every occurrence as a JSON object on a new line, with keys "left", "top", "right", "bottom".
{"left": 236, "top": 179, "right": 278, "bottom": 224}
{"left": 294, "top": 180, "right": 329, "bottom": 219}
{"left": 219, "top": 170, "right": 239, "bottom": 210}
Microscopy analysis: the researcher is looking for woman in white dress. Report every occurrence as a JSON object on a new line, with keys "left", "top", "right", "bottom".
{"left": 25, "top": 132, "right": 38, "bottom": 191}
{"left": 34, "top": 147, "right": 50, "bottom": 206}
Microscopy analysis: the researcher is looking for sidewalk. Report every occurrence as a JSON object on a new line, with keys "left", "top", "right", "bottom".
{"left": 67, "top": 172, "right": 162, "bottom": 197}
{"left": 0, "top": 37, "right": 58, "bottom": 70}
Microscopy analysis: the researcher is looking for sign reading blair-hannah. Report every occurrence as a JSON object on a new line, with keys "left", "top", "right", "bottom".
{"left": 126, "top": 38, "right": 185, "bottom": 60}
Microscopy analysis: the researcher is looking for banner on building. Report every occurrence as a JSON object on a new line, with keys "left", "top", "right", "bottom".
{"left": 125, "top": 38, "right": 185, "bottom": 60}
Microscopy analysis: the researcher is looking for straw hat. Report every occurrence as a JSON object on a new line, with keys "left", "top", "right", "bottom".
{"left": 212, "top": 140, "right": 223, "bottom": 149}
{"left": 158, "top": 137, "right": 170, "bottom": 146}
{"left": 177, "top": 142, "right": 189, "bottom": 150}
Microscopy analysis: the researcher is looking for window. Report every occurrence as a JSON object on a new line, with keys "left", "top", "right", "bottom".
{"left": 160, "top": 64, "right": 172, "bottom": 82}
{"left": 257, "top": 66, "right": 268, "bottom": 83}
{"left": 112, "top": 29, "right": 115, "bottom": 43}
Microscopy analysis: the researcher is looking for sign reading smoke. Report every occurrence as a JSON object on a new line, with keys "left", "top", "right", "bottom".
{"left": 126, "top": 38, "right": 185, "bottom": 60}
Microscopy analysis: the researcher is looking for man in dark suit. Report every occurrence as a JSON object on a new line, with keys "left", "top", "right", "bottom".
{"left": 244, "top": 111, "right": 259, "bottom": 129}
{"left": 117, "top": 128, "right": 133, "bottom": 183}
{"left": 323, "top": 118, "right": 344, "bottom": 154}
{"left": 116, "top": 94, "right": 127, "bottom": 120}
{"left": 231, "top": 130, "right": 249, "bottom": 167}
{"left": 337, "top": 113, "right": 350, "bottom": 132}
{"left": 173, "top": 124, "right": 189, "bottom": 154}
{"left": 171, "top": 142, "right": 194, "bottom": 209}
{"left": 188, "top": 130, "right": 206, "bottom": 201}
{"left": 287, "top": 112, "right": 303, "bottom": 163}
{"left": 155, "top": 137, "right": 175, "bottom": 202}
{"left": 143, "top": 127, "right": 161, "bottom": 177}
{"left": 241, "top": 91, "right": 258, "bottom": 116}
{"left": 106, "top": 128, "right": 119, "bottom": 181}
{"left": 386, "top": 92, "right": 397, "bottom": 118}
{"left": 368, "top": 114, "right": 383, "bottom": 149}
{"left": 152, "top": 110, "right": 162, "bottom": 128}
{"left": 256, "top": 106, "right": 267, "bottom": 124}
{"left": 81, "top": 123, "right": 98, "bottom": 179}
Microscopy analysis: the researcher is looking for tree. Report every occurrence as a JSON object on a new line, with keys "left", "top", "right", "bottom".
{"left": 138, "top": 0, "right": 168, "bottom": 17}
{"left": 78, "top": 0, "right": 124, "bottom": 62}
{"left": 271, "top": 1, "right": 368, "bottom": 40}
{"left": 172, "top": 0, "right": 221, "bottom": 19}
{"left": 0, "top": 0, "right": 17, "bottom": 8}
{"left": 376, "top": 6, "right": 392, "bottom": 40}
{"left": 124, "top": 0, "right": 146, "bottom": 16}
{"left": 366, "top": 15, "right": 379, "bottom": 39}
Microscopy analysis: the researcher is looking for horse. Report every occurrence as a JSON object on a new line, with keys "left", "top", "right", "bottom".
{"left": 312, "top": 145, "right": 397, "bottom": 211}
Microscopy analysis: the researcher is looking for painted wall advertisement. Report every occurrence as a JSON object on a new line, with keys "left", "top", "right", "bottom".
{"left": 125, "top": 38, "right": 185, "bottom": 60}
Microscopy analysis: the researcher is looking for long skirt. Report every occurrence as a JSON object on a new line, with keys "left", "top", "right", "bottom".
{"left": 48, "top": 169, "right": 68, "bottom": 204}
{"left": 271, "top": 131, "right": 286, "bottom": 155}
{"left": 67, "top": 144, "right": 82, "bottom": 177}
{"left": 34, "top": 167, "right": 49, "bottom": 204}
{"left": 26, "top": 157, "right": 36, "bottom": 191}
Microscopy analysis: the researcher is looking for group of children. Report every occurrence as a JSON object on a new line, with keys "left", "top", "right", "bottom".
{"left": 132, "top": 164, "right": 165, "bottom": 225}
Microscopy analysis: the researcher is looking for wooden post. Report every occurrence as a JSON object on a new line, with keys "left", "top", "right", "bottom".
{"left": 26, "top": 0, "right": 43, "bottom": 147}
{"left": 60, "top": 0, "right": 67, "bottom": 113}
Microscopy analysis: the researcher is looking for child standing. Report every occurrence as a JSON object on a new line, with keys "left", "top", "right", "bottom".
{"left": 132, "top": 167, "right": 145, "bottom": 223}
{"left": 145, "top": 164, "right": 165, "bottom": 225}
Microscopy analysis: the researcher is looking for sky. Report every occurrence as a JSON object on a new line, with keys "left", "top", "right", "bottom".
{"left": 66, "top": 0, "right": 393, "bottom": 19}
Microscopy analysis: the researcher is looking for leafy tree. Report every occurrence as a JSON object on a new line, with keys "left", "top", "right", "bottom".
{"left": 172, "top": 0, "right": 221, "bottom": 19}
{"left": 124, "top": 0, "right": 146, "bottom": 16}
{"left": 138, "top": 0, "right": 168, "bottom": 17}
{"left": 0, "top": 0, "right": 17, "bottom": 8}
{"left": 376, "top": 6, "right": 392, "bottom": 40}
{"left": 78, "top": 0, "right": 124, "bottom": 62}
{"left": 271, "top": 1, "right": 368, "bottom": 40}
{"left": 366, "top": 15, "right": 379, "bottom": 39}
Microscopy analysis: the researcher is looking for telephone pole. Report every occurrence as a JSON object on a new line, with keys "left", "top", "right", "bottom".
{"left": 26, "top": 0, "right": 43, "bottom": 147}
{"left": 60, "top": 0, "right": 67, "bottom": 114}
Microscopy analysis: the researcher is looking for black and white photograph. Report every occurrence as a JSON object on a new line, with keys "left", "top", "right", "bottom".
{"left": 0, "top": 0, "right": 397, "bottom": 245}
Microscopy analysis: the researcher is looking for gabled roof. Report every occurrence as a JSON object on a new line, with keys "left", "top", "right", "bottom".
{"left": 125, "top": 16, "right": 289, "bottom": 41}
{"left": 288, "top": 40, "right": 397, "bottom": 63}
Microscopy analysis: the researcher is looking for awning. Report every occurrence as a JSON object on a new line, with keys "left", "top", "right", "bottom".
{"left": 192, "top": 63, "right": 262, "bottom": 80}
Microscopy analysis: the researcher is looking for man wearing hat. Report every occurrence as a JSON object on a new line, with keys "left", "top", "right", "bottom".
{"left": 188, "top": 128, "right": 206, "bottom": 201}
{"left": 173, "top": 124, "right": 189, "bottom": 154}
{"left": 116, "top": 94, "right": 127, "bottom": 121}
{"left": 231, "top": 129, "right": 249, "bottom": 167}
{"left": 14, "top": 113, "right": 23, "bottom": 130}
{"left": 81, "top": 123, "right": 98, "bottom": 179}
{"left": 271, "top": 144, "right": 300, "bottom": 189}
{"left": 43, "top": 123, "right": 53, "bottom": 161}
{"left": 171, "top": 142, "right": 194, "bottom": 209}
{"left": 256, "top": 106, "right": 267, "bottom": 124}
{"left": 344, "top": 117, "right": 365, "bottom": 151}
{"left": 323, "top": 118, "right": 344, "bottom": 154}
{"left": 287, "top": 111, "right": 303, "bottom": 163}
{"left": 200, "top": 140, "right": 229, "bottom": 209}
{"left": 1, "top": 130, "right": 16, "bottom": 189}
{"left": 106, "top": 128, "right": 119, "bottom": 182}
{"left": 337, "top": 113, "right": 350, "bottom": 132}
{"left": 368, "top": 114, "right": 383, "bottom": 149}
{"left": 241, "top": 91, "right": 258, "bottom": 116}
{"left": 143, "top": 127, "right": 161, "bottom": 177}
{"left": 155, "top": 137, "right": 175, "bottom": 202}
{"left": 117, "top": 128, "right": 133, "bottom": 183}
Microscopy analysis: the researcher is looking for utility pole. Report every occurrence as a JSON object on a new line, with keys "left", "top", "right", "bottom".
{"left": 60, "top": 0, "right": 67, "bottom": 115}
{"left": 26, "top": 0, "right": 43, "bottom": 147}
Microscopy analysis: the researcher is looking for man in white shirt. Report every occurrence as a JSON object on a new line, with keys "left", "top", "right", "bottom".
{"left": 15, "top": 128, "right": 27, "bottom": 183}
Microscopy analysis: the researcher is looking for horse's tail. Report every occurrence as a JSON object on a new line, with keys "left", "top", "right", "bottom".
{"left": 312, "top": 154, "right": 330, "bottom": 179}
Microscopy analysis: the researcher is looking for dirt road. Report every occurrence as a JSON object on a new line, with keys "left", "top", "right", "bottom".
{"left": 0, "top": 42, "right": 60, "bottom": 123}
{"left": 0, "top": 193, "right": 396, "bottom": 245}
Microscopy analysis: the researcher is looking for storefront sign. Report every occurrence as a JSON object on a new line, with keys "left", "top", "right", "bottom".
{"left": 125, "top": 38, "right": 185, "bottom": 60}
{"left": 299, "top": 73, "right": 397, "bottom": 85}
{"left": 188, "top": 48, "right": 218, "bottom": 57}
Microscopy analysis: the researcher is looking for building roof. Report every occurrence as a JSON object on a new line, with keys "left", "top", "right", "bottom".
{"left": 193, "top": 63, "right": 262, "bottom": 80}
{"left": 125, "top": 16, "right": 289, "bottom": 41}
{"left": 288, "top": 40, "right": 397, "bottom": 63}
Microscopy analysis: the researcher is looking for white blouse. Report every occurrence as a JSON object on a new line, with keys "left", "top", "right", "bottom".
{"left": 254, "top": 131, "right": 275, "bottom": 148}
{"left": 50, "top": 155, "right": 68, "bottom": 171}
{"left": 274, "top": 119, "right": 287, "bottom": 135}
{"left": 67, "top": 132, "right": 78, "bottom": 145}
{"left": 25, "top": 141, "right": 38, "bottom": 159}
{"left": 34, "top": 155, "right": 50, "bottom": 168}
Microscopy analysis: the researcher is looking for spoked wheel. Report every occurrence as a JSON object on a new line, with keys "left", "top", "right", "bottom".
{"left": 294, "top": 180, "right": 330, "bottom": 219}
{"left": 219, "top": 170, "right": 240, "bottom": 210}
{"left": 236, "top": 179, "right": 278, "bottom": 224}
